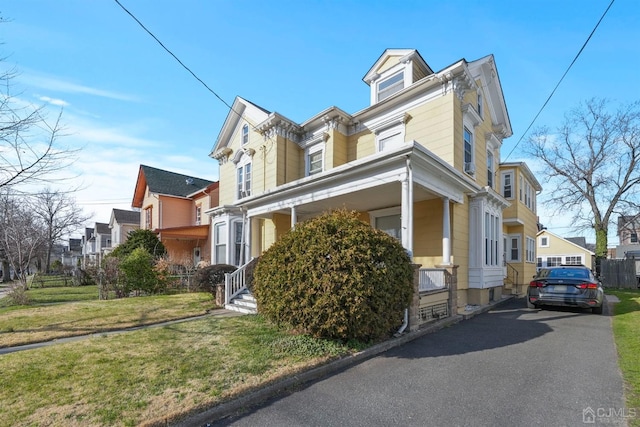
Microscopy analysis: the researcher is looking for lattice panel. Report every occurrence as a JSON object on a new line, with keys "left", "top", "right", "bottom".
{"left": 418, "top": 302, "right": 449, "bottom": 322}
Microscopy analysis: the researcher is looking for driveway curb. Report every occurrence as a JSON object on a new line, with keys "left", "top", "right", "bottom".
{"left": 173, "top": 295, "right": 515, "bottom": 427}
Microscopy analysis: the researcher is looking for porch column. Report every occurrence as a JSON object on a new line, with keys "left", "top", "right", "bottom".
{"left": 291, "top": 205, "right": 297, "bottom": 229}
{"left": 442, "top": 197, "right": 452, "bottom": 266}
{"left": 401, "top": 158, "right": 414, "bottom": 256}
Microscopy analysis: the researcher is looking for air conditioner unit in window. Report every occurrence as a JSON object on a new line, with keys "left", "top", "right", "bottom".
{"left": 464, "top": 162, "right": 476, "bottom": 174}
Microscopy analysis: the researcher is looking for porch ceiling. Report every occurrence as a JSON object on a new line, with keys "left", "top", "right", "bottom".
{"left": 276, "top": 182, "right": 439, "bottom": 219}
{"left": 158, "top": 224, "right": 209, "bottom": 240}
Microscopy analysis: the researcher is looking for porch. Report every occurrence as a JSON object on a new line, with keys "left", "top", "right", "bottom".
{"left": 224, "top": 261, "right": 457, "bottom": 331}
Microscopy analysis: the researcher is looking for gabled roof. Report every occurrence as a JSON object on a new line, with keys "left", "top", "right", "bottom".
{"left": 95, "top": 222, "right": 110, "bottom": 235}
{"left": 537, "top": 229, "right": 595, "bottom": 255}
{"left": 362, "top": 49, "right": 433, "bottom": 85}
{"left": 111, "top": 209, "right": 140, "bottom": 225}
{"left": 210, "top": 96, "right": 271, "bottom": 157}
{"left": 132, "top": 165, "right": 215, "bottom": 208}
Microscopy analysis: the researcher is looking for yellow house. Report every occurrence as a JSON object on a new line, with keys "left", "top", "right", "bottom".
{"left": 536, "top": 229, "right": 595, "bottom": 271}
{"left": 208, "top": 49, "right": 541, "bottom": 315}
{"left": 132, "top": 165, "right": 219, "bottom": 266}
{"left": 500, "top": 162, "right": 542, "bottom": 296}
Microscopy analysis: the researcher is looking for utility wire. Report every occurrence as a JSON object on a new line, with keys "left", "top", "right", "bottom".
{"left": 504, "top": 0, "right": 615, "bottom": 161}
{"left": 113, "top": 0, "right": 235, "bottom": 113}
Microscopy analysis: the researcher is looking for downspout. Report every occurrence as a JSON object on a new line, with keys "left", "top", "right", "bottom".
{"left": 395, "top": 308, "right": 409, "bottom": 337}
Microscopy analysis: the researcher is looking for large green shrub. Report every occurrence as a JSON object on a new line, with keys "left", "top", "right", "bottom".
{"left": 119, "top": 247, "right": 165, "bottom": 295}
{"left": 193, "top": 264, "right": 237, "bottom": 293}
{"left": 109, "top": 229, "right": 166, "bottom": 259}
{"left": 253, "top": 209, "right": 413, "bottom": 342}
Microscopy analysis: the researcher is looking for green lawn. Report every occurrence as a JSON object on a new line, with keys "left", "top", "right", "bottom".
{"left": 0, "top": 314, "right": 355, "bottom": 426}
{"left": 0, "top": 289, "right": 216, "bottom": 347}
{"left": 609, "top": 289, "right": 640, "bottom": 426}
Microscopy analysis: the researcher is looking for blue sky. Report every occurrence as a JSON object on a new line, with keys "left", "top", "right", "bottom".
{"left": 1, "top": 0, "right": 636, "bottom": 244}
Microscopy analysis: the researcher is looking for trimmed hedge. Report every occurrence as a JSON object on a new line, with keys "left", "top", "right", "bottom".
{"left": 193, "top": 264, "right": 237, "bottom": 293}
{"left": 253, "top": 209, "right": 413, "bottom": 342}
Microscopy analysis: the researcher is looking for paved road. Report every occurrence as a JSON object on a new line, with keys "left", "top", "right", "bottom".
{"left": 208, "top": 299, "right": 629, "bottom": 427}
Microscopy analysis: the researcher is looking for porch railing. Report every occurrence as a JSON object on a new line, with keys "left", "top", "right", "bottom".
{"left": 224, "top": 258, "right": 254, "bottom": 305}
{"left": 419, "top": 268, "right": 452, "bottom": 292}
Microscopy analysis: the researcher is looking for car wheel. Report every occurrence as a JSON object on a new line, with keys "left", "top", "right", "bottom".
{"left": 592, "top": 305, "right": 603, "bottom": 315}
{"left": 526, "top": 299, "right": 536, "bottom": 309}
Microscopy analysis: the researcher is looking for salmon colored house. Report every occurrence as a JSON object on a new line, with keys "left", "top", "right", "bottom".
{"left": 208, "top": 49, "right": 541, "bottom": 318}
{"left": 132, "top": 165, "right": 218, "bottom": 266}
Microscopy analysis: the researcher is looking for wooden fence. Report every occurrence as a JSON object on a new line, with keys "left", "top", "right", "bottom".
{"left": 600, "top": 259, "right": 639, "bottom": 289}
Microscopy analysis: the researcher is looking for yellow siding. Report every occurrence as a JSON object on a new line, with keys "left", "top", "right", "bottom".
{"left": 413, "top": 199, "right": 445, "bottom": 267}
{"left": 378, "top": 56, "right": 401, "bottom": 74}
{"left": 452, "top": 197, "right": 470, "bottom": 308}
{"left": 348, "top": 130, "right": 376, "bottom": 161}
{"left": 332, "top": 130, "right": 348, "bottom": 167}
{"left": 537, "top": 231, "right": 594, "bottom": 269}
{"left": 406, "top": 93, "right": 456, "bottom": 165}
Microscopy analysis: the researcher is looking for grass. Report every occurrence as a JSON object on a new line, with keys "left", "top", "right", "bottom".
{"left": 608, "top": 289, "right": 640, "bottom": 426}
{"left": 0, "top": 314, "right": 356, "bottom": 426}
{"left": 0, "top": 290, "right": 216, "bottom": 347}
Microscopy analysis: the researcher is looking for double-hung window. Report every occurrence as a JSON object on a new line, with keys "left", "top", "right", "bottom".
{"left": 526, "top": 237, "right": 535, "bottom": 263}
{"left": 501, "top": 171, "right": 513, "bottom": 199}
{"left": 241, "top": 124, "right": 249, "bottom": 145}
{"left": 237, "top": 162, "right": 251, "bottom": 199}
{"left": 377, "top": 71, "right": 404, "bottom": 102}
{"left": 484, "top": 212, "right": 499, "bottom": 266}
{"left": 506, "top": 234, "right": 521, "bottom": 263}
{"left": 195, "top": 205, "right": 202, "bottom": 225}
{"left": 487, "top": 150, "right": 494, "bottom": 188}
{"left": 306, "top": 144, "right": 324, "bottom": 176}
{"left": 214, "top": 223, "right": 227, "bottom": 264}
{"left": 144, "top": 206, "right": 152, "bottom": 230}
{"left": 377, "top": 125, "right": 404, "bottom": 152}
{"left": 464, "top": 127, "right": 474, "bottom": 174}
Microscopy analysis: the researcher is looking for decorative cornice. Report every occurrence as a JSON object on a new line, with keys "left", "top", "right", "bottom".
{"left": 462, "top": 103, "right": 482, "bottom": 127}
{"left": 257, "top": 116, "right": 303, "bottom": 143}
{"left": 212, "top": 147, "right": 233, "bottom": 165}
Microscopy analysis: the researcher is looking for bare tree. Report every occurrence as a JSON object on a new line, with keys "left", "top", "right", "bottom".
{"left": 31, "top": 188, "right": 91, "bottom": 273}
{"left": 0, "top": 68, "right": 76, "bottom": 190}
{"left": 525, "top": 98, "right": 640, "bottom": 265}
{"left": 0, "top": 191, "right": 47, "bottom": 286}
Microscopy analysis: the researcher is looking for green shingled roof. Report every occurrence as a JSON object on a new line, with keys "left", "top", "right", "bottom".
{"left": 141, "top": 165, "right": 214, "bottom": 197}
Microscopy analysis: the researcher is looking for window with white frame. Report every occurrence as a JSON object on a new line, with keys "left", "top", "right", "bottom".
{"left": 377, "top": 125, "right": 404, "bottom": 152}
{"left": 464, "top": 127, "right": 474, "bottom": 174}
{"left": 519, "top": 175, "right": 523, "bottom": 202}
{"left": 236, "top": 161, "right": 251, "bottom": 199}
{"left": 537, "top": 257, "right": 543, "bottom": 268}
{"left": 234, "top": 221, "right": 243, "bottom": 266}
{"left": 195, "top": 205, "right": 202, "bottom": 225}
{"left": 487, "top": 150, "right": 494, "bottom": 188}
{"left": 241, "top": 124, "right": 249, "bottom": 145}
{"left": 632, "top": 233, "right": 638, "bottom": 243}
{"left": 214, "top": 223, "right": 227, "bottom": 264}
{"left": 370, "top": 207, "right": 401, "bottom": 241}
{"left": 485, "top": 212, "right": 500, "bottom": 266}
{"left": 565, "top": 255, "right": 582, "bottom": 265}
{"left": 526, "top": 237, "right": 535, "bottom": 263}
{"left": 377, "top": 71, "right": 404, "bottom": 102}
{"left": 547, "top": 256, "right": 562, "bottom": 267}
{"left": 144, "top": 206, "right": 152, "bottom": 230}
{"left": 540, "top": 236, "right": 549, "bottom": 247}
{"left": 506, "top": 234, "right": 521, "bottom": 262}
{"left": 306, "top": 143, "right": 324, "bottom": 176}
{"left": 501, "top": 171, "right": 513, "bottom": 199}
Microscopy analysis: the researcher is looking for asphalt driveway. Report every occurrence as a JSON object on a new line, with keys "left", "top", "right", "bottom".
{"left": 206, "top": 298, "right": 628, "bottom": 427}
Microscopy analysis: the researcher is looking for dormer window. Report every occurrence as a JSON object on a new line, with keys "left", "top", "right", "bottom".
{"left": 241, "top": 124, "right": 249, "bottom": 145}
{"left": 377, "top": 71, "right": 404, "bottom": 102}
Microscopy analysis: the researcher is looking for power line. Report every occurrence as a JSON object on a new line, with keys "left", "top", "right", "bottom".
{"left": 503, "top": 0, "right": 615, "bottom": 161}
{"left": 113, "top": 0, "right": 236, "bottom": 113}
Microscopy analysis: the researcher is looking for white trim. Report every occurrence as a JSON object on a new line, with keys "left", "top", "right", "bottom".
{"left": 306, "top": 143, "right": 324, "bottom": 176}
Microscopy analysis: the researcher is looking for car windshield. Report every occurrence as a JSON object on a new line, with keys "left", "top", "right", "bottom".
{"left": 548, "top": 269, "right": 589, "bottom": 279}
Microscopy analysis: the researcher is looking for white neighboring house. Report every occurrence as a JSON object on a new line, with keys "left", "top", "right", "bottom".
{"left": 81, "top": 223, "right": 111, "bottom": 267}
{"left": 107, "top": 209, "right": 141, "bottom": 253}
